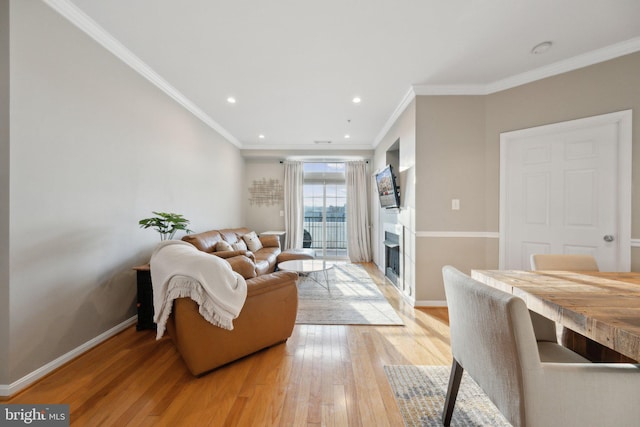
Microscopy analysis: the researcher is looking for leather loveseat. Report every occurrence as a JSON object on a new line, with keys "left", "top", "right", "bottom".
{"left": 182, "top": 227, "right": 280, "bottom": 276}
{"left": 160, "top": 228, "right": 298, "bottom": 376}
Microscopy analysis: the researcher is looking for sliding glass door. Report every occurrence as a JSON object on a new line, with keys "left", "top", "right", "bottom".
{"left": 303, "top": 162, "right": 348, "bottom": 259}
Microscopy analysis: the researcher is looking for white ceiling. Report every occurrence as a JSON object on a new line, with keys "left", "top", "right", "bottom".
{"left": 52, "top": 0, "right": 640, "bottom": 150}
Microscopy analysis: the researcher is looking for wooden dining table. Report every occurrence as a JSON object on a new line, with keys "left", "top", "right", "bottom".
{"left": 471, "top": 270, "right": 640, "bottom": 363}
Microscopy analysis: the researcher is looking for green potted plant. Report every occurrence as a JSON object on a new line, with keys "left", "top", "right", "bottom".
{"left": 138, "top": 211, "right": 193, "bottom": 240}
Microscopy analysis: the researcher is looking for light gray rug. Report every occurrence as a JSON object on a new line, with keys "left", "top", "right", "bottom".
{"left": 384, "top": 365, "right": 511, "bottom": 426}
{"left": 295, "top": 263, "right": 404, "bottom": 325}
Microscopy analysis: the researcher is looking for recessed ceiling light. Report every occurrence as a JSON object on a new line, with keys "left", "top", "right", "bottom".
{"left": 227, "top": 97, "right": 236, "bottom": 104}
{"left": 531, "top": 41, "right": 553, "bottom": 55}
{"left": 344, "top": 134, "right": 351, "bottom": 139}
{"left": 352, "top": 97, "right": 361, "bottom": 104}
{"left": 258, "top": 134, "right": 265, "bottom": 139}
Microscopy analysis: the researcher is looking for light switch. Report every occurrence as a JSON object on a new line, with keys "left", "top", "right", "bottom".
{"left": 279, "top": 210, "right": 284, "bottom": 217}
{"left": 452, "top": 199, "right": 460, "bottom": 210}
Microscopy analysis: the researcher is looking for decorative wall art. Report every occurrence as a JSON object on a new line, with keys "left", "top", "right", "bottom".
{"left": 248, "top": 178, "right": 284, "bottom": 206}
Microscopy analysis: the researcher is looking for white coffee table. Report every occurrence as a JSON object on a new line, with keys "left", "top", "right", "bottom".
{"left": 278, "top": 259, "right": 343, "bottom": 290}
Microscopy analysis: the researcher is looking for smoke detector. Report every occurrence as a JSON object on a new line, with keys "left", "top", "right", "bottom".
{"left": 531, "top": 41, "right": 553, "bottom": 55}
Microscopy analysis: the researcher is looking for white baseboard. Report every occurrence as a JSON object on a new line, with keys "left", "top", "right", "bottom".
{"left": 383, "top": 275, "right": 416, "bottom": 306}
{"left": 0, "top": 316, "right": 137, "bottom": 398}
{"left": 398, "top": 287, "right": 416, "bottom": 307}
{"left": 414, "top": 300, "right": 448, "bottom": 308}
{"left": 370, "top": 265, "right": 450, "bottom": 308}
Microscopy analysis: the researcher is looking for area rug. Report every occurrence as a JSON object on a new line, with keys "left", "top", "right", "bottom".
{"left": 295, "top": 263, "right": 404, "bottom": 325}
{"left": 384, "top": 365, "right": 511, "bottom": 427}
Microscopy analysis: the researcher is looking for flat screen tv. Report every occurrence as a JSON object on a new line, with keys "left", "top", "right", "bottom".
{"left": 375, "top": 165, "right": 400, "bottom": 209}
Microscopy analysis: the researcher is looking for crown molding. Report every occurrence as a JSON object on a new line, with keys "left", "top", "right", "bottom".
{"left": 42, "top": 0, "right": 640, "bottom": 152}
{"left": 372, "top": 87, "right": 417, "bottom": 148}
{"left": 42, "top": 0, "right": 241, "bottom": 148}
{"left": 413, "top": 36, "right": 640, "bottom": 97}
{"left": 486, "top": 36, "right": 640, "bottom": 93}
{"left": 377, "top": 36, "right": 640, "bottom": 148}
{"left": 412, "top": 84, "right": 488, "bottom": 96}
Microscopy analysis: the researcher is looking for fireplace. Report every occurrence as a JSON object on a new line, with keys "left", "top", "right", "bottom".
{"left": 384, "top": 231, "right": 400, "bottom": 285}
{"left": 383, "top": 223, "right": 403, "bottom": 289}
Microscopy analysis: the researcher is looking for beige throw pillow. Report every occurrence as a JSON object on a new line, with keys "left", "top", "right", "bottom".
{"left": 215, "top": 240, "right": 232, "bottom": 252}
{"left": 232, "top": 240, "right": 248, "bottom": 251}
{"left": 243, "top": 231, "right": 263, "bottom": 252}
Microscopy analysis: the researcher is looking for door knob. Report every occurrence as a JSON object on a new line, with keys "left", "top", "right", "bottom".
{"left": 603, "top": 235, "right": 615, "bottom": 242}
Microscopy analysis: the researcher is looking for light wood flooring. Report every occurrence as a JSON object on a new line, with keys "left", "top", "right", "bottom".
{"left": 6, "top": 263, "right": 451, "bottom": 426}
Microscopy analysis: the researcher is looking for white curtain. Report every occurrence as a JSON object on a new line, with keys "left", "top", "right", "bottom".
{"left": 346, "top": 161, "right": 372, "bottom": 262}
{"left": 283, "top": 161, "right": 304, "bottom": 249}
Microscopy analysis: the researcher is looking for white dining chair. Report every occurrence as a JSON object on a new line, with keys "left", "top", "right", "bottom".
{"left": 530, "top": 253, "right": 599, "bottom": 271}
{"left": 442, "top": 266, "right": 640, "bottom": 427}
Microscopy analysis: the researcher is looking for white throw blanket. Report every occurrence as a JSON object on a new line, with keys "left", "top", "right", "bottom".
{"left": 150, "top": 240, "right": 247, "bottom": 339}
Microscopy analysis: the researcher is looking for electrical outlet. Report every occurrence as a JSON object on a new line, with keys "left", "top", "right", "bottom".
{"left": 452, "top": 199, "right": 460, "bottom": 210}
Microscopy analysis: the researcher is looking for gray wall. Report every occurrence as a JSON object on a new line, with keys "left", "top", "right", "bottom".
{"left": 414, "top": 96, "right": 487, "bottom": 301}
{"left": 5, "top": 0, "right": 245, "bottom": 384}
{"left": 0, "top": 0, "right": 10, "bottom": 386}
{"left": 485, "top": 51, "right": 640, "bottom": 271}
{"left": 415, "top": 96, "right": 486, "bottom": 232}
{"left": 378, "top": 51, "right": 640, "bottom": 304}
{"left": 244, "top": 158, "right": 286, "bottom": 234}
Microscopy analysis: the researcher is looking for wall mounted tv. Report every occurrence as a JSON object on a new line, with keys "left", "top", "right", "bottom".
{"left": 375, "top": 165, "right": 400, "bottom": 209}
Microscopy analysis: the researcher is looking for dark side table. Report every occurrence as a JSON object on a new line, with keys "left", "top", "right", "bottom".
{"left": 132, "top": 264, "right": 156, "bottom": 331}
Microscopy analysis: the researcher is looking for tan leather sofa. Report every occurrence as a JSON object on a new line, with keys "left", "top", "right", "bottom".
{"left": 160, "top": 228, "right": 298, "bottom": 376}
{"left": 182, "top": 227, "right": 280, "bottom": 276}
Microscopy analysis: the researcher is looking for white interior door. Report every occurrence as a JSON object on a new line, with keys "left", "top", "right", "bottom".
{"left": 500, "top": 111, "right": 631, "bottom": 271}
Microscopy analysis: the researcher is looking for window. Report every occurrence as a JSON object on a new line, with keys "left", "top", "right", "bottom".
{"left": 303, "top": 162, "right": 347, "bottom": 259}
